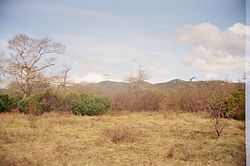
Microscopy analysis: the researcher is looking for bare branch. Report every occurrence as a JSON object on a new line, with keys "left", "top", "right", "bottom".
{"left": 34, "top": 63, "right": 55, "bottom": 72}
{"left": 6, "top": 33, "right": 65, "bottom": 98}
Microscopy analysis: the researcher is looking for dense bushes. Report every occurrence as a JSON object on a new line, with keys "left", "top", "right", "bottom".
{"left": 16, "top": 91, "right": 111, "bottom": 116}
{"left": 0, "top": 94, "right": 10, "bottom": 112}
{"left": 0, "top": 81, "right": 245, "bottom": 121}
{"left": 0, "top": 93, "right": 19, "bottom": 112}
{"left": 59, "top": 92, "right": 78, "bottom": 112}
{"left": 112, "top": 89, "right": 162, "bottom": 111}
{"left": 222, "top": 91, "right": 245, "bottom": 120}
{"left": 73, "top": 93, "right": 111, "bottom": 115}
{"left": 16, "top": 90, "right": 81, "bottom": 115}
{"left": 157, "top": 82, "right": 245, "bottom": 122}
{"left": 141, "top": 89, "right": 162, "bottom": 111}
{"left": 17, "top": 91, "right": 60, "bottom": 115}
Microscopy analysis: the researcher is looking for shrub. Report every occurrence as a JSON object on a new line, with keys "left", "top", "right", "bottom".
{"left": 222, "top": 91, "right": 245, "bottom": 120}
{"left": 59, "top": 93, "right": 79, "bottom": 112}
{"left": 17, "top": 91, "right": 61, "bottom": 115}
{"left": 141, "top": 89, "right": 162, "bottom": 111}
{"left": 8, "top": 97, "right": 20, "bottom": 109}
{"left": 17, "top": 96, "right": 44, "bottom": 115}
{"left": 104, "top": 126, "right": 136, "bottom": 143}
{"left": 111, "top": 91, "right": 144, "bottom": 111}
{"left": 73, "top": 93, "right": 111, "bottom": 116}
{"left": 112, "top": 89, "right": 162, "bottom": 111}
{"left": 205, "top": 84, "right": 231, "bottom": 139}
{"left": 17, "top": 99, "right": 28, "bottom": 113}
{"left": 0, "top": 93, "right": 10, "bottom": 112}
{"left": 0, "top": 94, "right": 20, "bottom": 112}
{"left": 40, "top": 91, "right": 61, "bottom": 112}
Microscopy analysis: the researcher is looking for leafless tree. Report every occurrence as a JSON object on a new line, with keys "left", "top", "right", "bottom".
{"left": 120, "top": 66, "right": 161, "bottom": 111}
{"left": 0, "top": 51, "right": 7, "bottom": 83}
{"left": 205, "top": 81, "right": 232, "bottom": 138}
{"left": 126, "top": 66, "right": 149, "bottom": 97}
{"left": 180, "top": 76, "right": 204, "bottom": 112}
{"left": 61, "top": 65, "right": 72, "bottom": 87}
{"left": 0, "top": 57, "right": 4, "bottom": 83}
{"left": 7, "top": 33, "right": 65, "bottom": 98}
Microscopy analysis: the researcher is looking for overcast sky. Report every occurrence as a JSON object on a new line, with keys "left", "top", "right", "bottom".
{"left": 0, "top": 0, "right": 247, "bottom": 83}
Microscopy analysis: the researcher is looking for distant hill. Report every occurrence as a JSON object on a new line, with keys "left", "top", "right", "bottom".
{"left": 97, "top": 81, "right": 129, "bottom": 90}
{"left": 154, "top": 79, "right": 187, "bottom": 89}
{"left": 89, "top": 79, "right": 244, "bottom": 95}
{"left": 94, "top": 80, "right": 153, "bottom": 95}
{"left": 3, "top": 79, "right": 243, "bottom": 96}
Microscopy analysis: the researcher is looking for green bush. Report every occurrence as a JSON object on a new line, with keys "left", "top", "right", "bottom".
{"left": 0, "top": 94, "right": 19, "bottom": 112}
{"left": 41, "top": 91, "right": 61, "bottom": 112}
{"left": 9, "top": 97, "right": 20, "bottom": 109}
{"left": 0, "top": 94, "right": 10, "bottom": 112}
{"left": 17, "top": 91, "right": 61, "bottom": 115}
{"left": 222, "top": 91, "right": 245, "bottom": 120}
{"left": 17, "top": 99, "right": 28, "bottom": 113}
{"left": 59, "top": 92, "right": 78, "bottom": 112}
{"left": 73, "top": 93, "right": 111, "bottom": 116}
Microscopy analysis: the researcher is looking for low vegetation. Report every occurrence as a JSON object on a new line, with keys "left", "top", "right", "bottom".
{"left": 0, "top": 94, "right": 18, "bottom": 113}
{"left": 103, "top": 126, "right": 137, "bottom": 144}
{"left": 0, "top": 94, "right": 10, "bottom": 112}
{"left": 0, "top": 79, "right": 245, "bottom": 139}
{"left": 73, "top": 93, "right": 111, "bottom": 116}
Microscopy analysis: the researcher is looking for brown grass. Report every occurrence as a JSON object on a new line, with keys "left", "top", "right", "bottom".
{"left": 104, "top": 126, "right": 137, "bottom": 143}
{"left": 0, "top": 111, "right": 245, "bottom": 165}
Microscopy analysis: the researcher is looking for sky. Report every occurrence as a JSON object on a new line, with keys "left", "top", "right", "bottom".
{"left": 0, "top": 0, "right": 247, "bottom": 83}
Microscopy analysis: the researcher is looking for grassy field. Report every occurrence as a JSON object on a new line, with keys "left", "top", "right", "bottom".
{"left": 0, "top": 111, "right": 245, "bottom": 166}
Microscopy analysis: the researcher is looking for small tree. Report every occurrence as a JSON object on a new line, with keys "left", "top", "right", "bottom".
{"left": 125, "top": 66, "right": 149, "bottom": 97}
{"left": 123, "top": 66, "right": 152, "bottom": 111}
{"left": 0, "top": 52, "right": 7, "bottom": 83}
{"left": 60, "top": 65, "right": 72, "bottom": 88}
{"left": 205, "top": 81, "right": 232, "bottom": 138}
{"left": 7, "top": 33, "right": 65, "bottom": 98}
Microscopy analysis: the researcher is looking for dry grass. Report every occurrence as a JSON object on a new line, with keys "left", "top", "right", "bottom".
{"left": 0, "top": 111, "right": 245, "bottom": 166}
{"left": 103, "top": 126, "right": 137, "bottom": 143}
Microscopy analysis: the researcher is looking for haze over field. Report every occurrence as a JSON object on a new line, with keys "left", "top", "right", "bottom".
{"left": 0, "top": 0, "right": 248, "bottom": 85}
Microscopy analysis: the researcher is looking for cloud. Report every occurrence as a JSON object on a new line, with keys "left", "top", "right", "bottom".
{"left": 178, "top": 22, "right": 246, "bottom": 55}
{"left": 183, "top": 46, "right": 245, "bottom": 79}
{"left": 228, "top": 23, "right": 249, "bottom": 37}
{"left": 178, "top": 22, "right": 248, "bottom": 79}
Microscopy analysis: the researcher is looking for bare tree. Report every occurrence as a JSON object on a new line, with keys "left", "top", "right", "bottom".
{"left": 61, "top": 65, "right": 72, "bottom": 87}
{"left": 0, "top": 55, "right": 4, "bottom": 83}
{"left": 180, "top": 76, "right": 204, "bottom": 112}
{"left": 205, "top": 81, "right": 232, "bottom": 138}
{"left": 0, "top": 51, "right": 7, "bottom": 83}
{"left": 7, "top": 33, "right": 65, "bottom": 98}
{"left": 121, "top": 66, "right": 157, "bottom": 111}
{"left": 126, "top": 66, "right": 149, "bottom": 97}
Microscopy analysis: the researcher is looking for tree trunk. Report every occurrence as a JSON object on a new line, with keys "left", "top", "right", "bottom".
{"left": 23, "top": 80, "right": 30, "bottom": 99}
